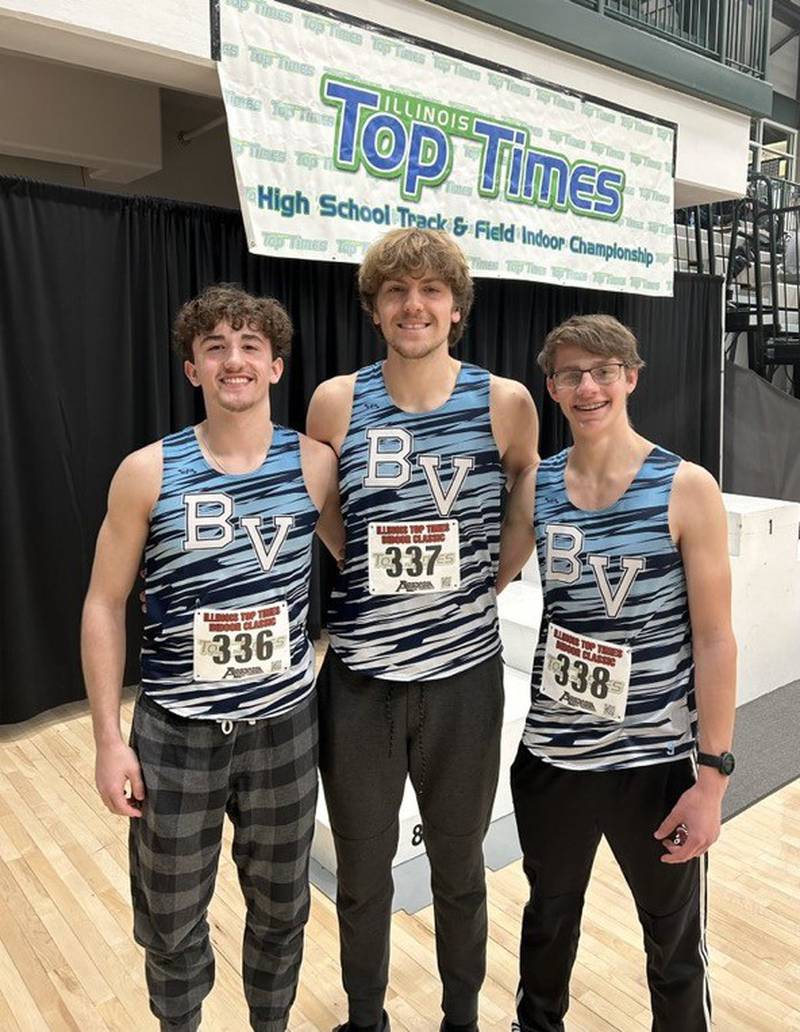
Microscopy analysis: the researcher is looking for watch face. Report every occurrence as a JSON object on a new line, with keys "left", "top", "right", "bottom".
{"left": 720, "top": 752, "right": 736, "bottom": 775}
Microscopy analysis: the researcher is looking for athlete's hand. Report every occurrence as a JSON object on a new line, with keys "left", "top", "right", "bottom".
{"left": 95, "top": 739, "right": 146, "bottom": 818}
{"left": 653, "top": 782, "right": 722, "bottom": 863}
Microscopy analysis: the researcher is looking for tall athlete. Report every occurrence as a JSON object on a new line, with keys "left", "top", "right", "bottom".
{"left": 502, "top": 314, "right": 736, "bottom": 1032}
{"left": 307, "top": 228, "right": 539, "bottom": 1032}
{"left": 82, "top": 285, "right": 340, "bottom": 1032}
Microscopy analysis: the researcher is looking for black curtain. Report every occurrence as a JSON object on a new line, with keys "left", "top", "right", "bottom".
{"left": 0, "top": 176, "right": 721, "bottom": 723}
{"left": 724, "top": 360, "right": 800, "bottom": 501}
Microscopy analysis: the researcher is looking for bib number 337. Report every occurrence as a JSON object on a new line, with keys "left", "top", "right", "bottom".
{"left": 368, "top": 520, "right": 460, "bottom": 594}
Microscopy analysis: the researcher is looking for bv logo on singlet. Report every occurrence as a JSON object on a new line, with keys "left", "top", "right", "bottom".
{"left": 183, "top": 493, "right": 293, "bottom": 572}
{"left": 545, "top": 524, "right": 646, "bottom": 619}
{"left": 362, "top": 429, "right": 474, "bottom": 517}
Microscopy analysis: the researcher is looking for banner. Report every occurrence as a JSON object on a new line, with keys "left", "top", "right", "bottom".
{"left": 218, "top": 0, "right": 676, "bottom": 295}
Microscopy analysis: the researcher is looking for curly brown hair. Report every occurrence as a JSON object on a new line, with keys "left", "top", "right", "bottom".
{"left": 538, "top": 314, "right": 645, "bottom": 376}
{"left": 358, "top": 229, "right": 473, "bottom": 347}
{"left": 173, "top": 284, "right": 293, "bottom": 362}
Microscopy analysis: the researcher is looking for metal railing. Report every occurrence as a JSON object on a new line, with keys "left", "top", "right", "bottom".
{"left": 573, "top": 0, "right": 770, "bottom": 78}
{"left": 675, "top": 174, "right": 800, "bottom": 396}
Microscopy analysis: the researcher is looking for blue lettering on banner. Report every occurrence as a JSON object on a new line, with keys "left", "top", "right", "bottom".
{"left": 320, "top": 75, "right": 629, "bottom": 220}
{"left": 322, "top": 80, "right": 451, "bottom": 201}
{"left": 257, "top": 186, "right": 311, "bottom": 217}
{"left": 319, "top": 194, "right": 392, "bottom": 224}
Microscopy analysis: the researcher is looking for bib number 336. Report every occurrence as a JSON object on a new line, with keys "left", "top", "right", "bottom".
{"left": 193, "top": 603, "right": 291, "bottom": 682}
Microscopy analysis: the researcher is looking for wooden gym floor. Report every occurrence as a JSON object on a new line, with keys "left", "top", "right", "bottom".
{"left": 1, "top": 694, "right": 798, "bottom": 1032}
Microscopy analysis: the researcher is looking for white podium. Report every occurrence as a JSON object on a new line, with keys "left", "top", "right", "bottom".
{"left": 724, "top": 494, "right": 800, "bottom": 705}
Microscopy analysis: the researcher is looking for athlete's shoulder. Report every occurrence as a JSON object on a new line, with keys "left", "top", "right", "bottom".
{"left": 297, "top": 430, "right": 338, "bottom": 472}
{"left": 670, "top": 461, "right": 725, "bottom": 540}
{"left": 672, "top": 460, "right": 722, "bottom": 501}
{"left": 307, "top": 374, "right": 358, "bottom": 452}
{"left": 310, "top": 372, "right": 358, "bottom": 404}
{"left": 109, "top": 440, "right": 163, "bottom": 518}
{"left": 116, "top": 439, "right": 163, "bottom": 479}
{"left": 489, "top": 372, "right": 533, "bottom": 400}
{"left": 298, "top": 431, "right": 338, "bottom": 511}
{"left": 490, "top": 375, "right": 538, "bottom": 423}
{"left": 490, "top": 375, "right": 539, "bottom": 473}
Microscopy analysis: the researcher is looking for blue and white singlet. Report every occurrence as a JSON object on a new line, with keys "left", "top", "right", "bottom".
{"left": 140, "top": 425, "right": 318, "bottom": 720}
{"left": 328, "top": 360, "right": 504, "bottom": 680}
{"left": 522, "top": 446, "right": 695, "bottom": 770}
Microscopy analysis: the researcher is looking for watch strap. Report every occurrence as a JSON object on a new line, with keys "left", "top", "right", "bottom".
{"left": 697, "top": 750, "right": 735, "bottom": 775}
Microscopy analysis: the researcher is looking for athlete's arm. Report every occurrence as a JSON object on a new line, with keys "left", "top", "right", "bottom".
{"left": 81, "top": 444, "right": 161, "bottom": 818}
{"left": 491, "top": 376, "right": 540, "bottom": 590}
{"left": 306, "top": 374, "right": 356, "bottom": 456}
{"left": 497, "top": 463, "right": 538, "bottom": 594}
{"left": 655, "top": 462, "right": 737, "bottom": 863}
{"left": 299, "top": 433, "right": 345, "bottom": 565}
{"left": 490, "top": 375, "right": 539, "bottom": 484}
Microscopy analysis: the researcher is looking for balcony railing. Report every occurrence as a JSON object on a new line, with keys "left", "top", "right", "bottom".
{"left": 674, "top": 174, "right": 800, "bottom": 397}
{"left": 571, "top": 0, "right": 770, "bottom": 79}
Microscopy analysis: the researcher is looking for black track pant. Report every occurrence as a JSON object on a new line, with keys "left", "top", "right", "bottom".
{"left": 318, "top": 649, "right": 504, "bottom": 1028}
{"left": 511, "top": 746, "right": 712, "bottom": 1032}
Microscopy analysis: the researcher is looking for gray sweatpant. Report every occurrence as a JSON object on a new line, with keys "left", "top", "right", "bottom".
{"left": 317, "top": 649, "right": 504, "bottom": 1027}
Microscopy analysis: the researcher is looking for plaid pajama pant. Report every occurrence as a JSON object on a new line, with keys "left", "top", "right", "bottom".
{"left": 128, "top": 689, "right": 318, "bottom": 1032}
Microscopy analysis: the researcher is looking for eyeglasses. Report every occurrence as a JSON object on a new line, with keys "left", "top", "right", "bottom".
{"left": 549, "top": 363, "right": 626, "bottom": 391}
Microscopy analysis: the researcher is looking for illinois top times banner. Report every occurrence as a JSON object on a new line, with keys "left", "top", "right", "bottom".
{"left": 218, "top": 0, "right": 676, "bottom": 296}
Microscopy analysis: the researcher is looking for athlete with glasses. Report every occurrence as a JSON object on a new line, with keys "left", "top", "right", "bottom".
{"left": 548, "top": 361, "right": 626, "bottom": 390}
{"left": 499, "top": 314, "right": 736, "bottom": 1031}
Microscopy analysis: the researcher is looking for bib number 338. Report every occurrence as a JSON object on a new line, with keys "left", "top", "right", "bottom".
{"left": 539, "top": 621, "right": 631, "bottom": 723}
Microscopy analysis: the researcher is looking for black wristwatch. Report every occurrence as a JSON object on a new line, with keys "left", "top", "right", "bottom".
{"left": 697, "top": 751, "right": 735, "bottom": 776}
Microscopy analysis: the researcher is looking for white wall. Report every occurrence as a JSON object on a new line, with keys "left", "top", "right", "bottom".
{"left": 0, "top": 0, "right": 213, "bottom": 91}
{"left": 0, "top": 0, "right": 751, "bottom": 206}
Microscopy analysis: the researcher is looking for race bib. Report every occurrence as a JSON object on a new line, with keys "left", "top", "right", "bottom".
{"left": 540, "top": 622, "right": 631, "bottom": 723}
{"left": 367, "top": 520, "right": 461, "bottom": 595}
{"left": 193, "top": 603, "right": 291, "bottom": 682}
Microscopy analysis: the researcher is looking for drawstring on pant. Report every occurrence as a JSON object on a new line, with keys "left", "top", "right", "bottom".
{"left": 218, "top": 718, "right": 257, "bottom": 735}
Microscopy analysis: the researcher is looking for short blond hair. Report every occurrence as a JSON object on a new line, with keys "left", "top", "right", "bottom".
{"left": 538, "top": 314, "right": 645, "bottom": 375}
{"left": 358, "top": 229, "right": 473, "bottom": 346}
